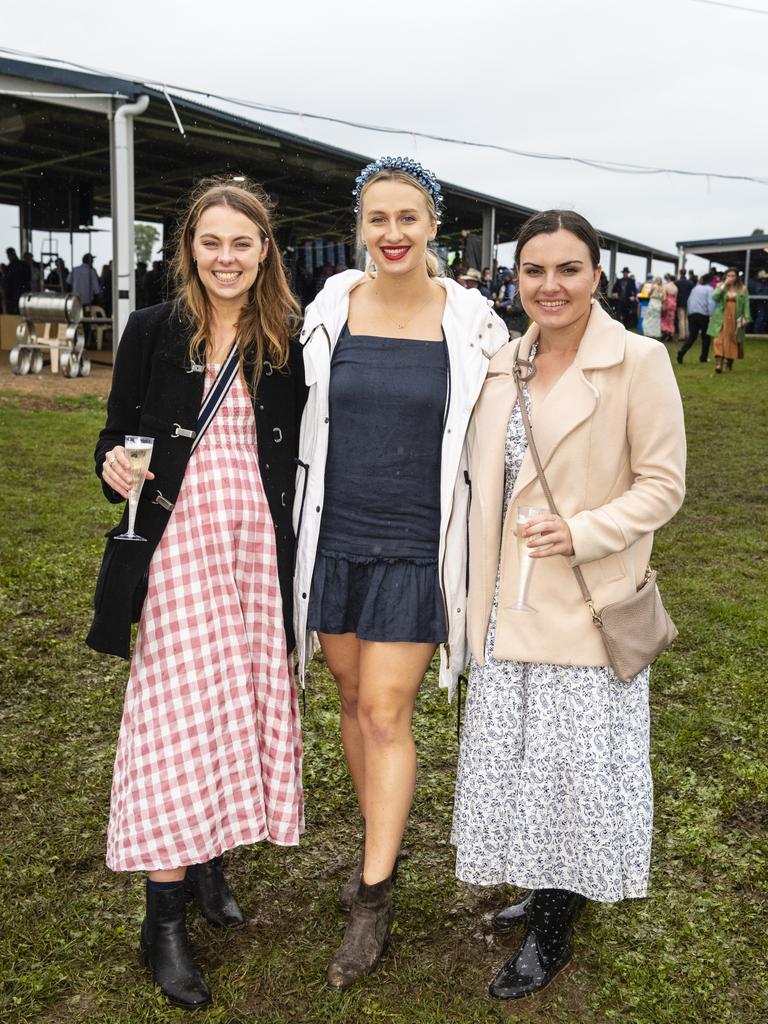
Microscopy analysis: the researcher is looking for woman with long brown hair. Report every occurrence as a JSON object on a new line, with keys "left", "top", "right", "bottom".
{"left": 87, "top": 176, "right": 306, "bottom": 1010}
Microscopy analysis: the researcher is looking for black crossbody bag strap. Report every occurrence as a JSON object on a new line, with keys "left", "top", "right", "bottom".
{"left": 189, "top": 343, "right": 240, "bottom": 456}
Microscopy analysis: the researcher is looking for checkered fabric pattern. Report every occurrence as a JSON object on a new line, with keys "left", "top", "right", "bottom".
{"left": 106, "top": 368, "right": 304, "bottom": 872}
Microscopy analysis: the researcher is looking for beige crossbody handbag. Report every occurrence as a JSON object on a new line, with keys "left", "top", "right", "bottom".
{"left": 512, "top": 343, "right": 678, "bottom": 682}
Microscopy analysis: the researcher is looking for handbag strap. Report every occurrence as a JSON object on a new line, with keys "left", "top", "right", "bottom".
{"left": 511, "top": 341, "right": 602, "bottom": 624}
{"left": 189, "top": 343, "right": 240, "bottom": 456}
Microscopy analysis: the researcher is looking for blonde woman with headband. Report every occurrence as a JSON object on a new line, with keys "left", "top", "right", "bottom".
{"left": 294, "top": 157, "right": 508, "bottom": 987}
{"left": 88, "top": 177, "right": 306, "bottom": 1010}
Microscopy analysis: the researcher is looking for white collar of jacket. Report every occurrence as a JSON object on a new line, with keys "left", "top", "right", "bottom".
{"left": 299, "top": 269, "right": 505, "bottom": 377}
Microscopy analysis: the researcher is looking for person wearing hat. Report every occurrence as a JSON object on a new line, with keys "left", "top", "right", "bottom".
{"left": 610, "top": 267, "right": 637, "bottom": 328}
{"left": 67, "top": 253, "right": 101, "bottom": 308}
{"left": 459, "top": 268, "right": 483, "bottom": 289}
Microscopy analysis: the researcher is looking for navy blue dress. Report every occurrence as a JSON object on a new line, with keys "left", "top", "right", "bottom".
{"left": 307, "top": 323, "right": 448, "bottom": 643}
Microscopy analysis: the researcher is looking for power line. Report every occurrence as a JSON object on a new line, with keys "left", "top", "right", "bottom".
{"left": 688, "top": 0, "right": 768, "bottom": 14}
{"left": 2, "top": 43, "right": 767, "bottom": 188}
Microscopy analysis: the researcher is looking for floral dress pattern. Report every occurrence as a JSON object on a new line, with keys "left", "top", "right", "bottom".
{"left": 451, "top": 346, "right": 652, "bottom": 902}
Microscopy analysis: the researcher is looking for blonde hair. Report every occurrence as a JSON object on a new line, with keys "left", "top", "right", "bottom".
{"left": 170, "top": 176, "right": 300, "bottom": 386}
{"left": 355, "top": 168, "right": 442, "bottom": 279}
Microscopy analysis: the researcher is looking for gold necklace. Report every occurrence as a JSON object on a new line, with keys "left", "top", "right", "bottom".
{"left": 375, "top": 288, "right": 436, "bottom": 331}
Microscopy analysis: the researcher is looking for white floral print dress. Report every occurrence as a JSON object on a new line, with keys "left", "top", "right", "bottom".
{"left": 451, "top": 346, "right": 652, "bottom": 902}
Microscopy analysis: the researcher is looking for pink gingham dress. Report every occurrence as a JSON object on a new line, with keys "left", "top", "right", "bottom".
{"left": 106, "top": 366, "right": 304, "bottom": 872}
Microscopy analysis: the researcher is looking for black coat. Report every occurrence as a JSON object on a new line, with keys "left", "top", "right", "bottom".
{"left": 86, "top": 301, "right": 307, "bottom": 659}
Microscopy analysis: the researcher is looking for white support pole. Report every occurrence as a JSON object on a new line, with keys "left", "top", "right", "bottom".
{"left": 744, "top": 248, "right": 751, "bottom": 287}
{"left": 110, "top": 95, "right": 149, "bottom": 356}
{"left": 645, "top": 254, "right": 652, "bottom": 280}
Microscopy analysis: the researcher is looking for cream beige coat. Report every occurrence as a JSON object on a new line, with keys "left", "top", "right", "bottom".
{"left": 465, "top": 301, "right": 686, "bottom": 670}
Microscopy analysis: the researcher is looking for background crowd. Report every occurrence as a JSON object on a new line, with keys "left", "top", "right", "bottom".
{"left": 3, "top": 233, "right": 767, "bottom": 352}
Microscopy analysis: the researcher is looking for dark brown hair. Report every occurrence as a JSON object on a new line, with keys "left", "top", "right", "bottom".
{"left": 514, "top": 209, "right": 602, "bottom": 272}
{"left": 170, "top": 176, "right": 300, "bottom": 385}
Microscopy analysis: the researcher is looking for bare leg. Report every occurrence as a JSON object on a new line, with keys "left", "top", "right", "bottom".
{"left": 148, "top": 869, "right": 186, "bottom": 882}
{"left": 356, "top": 640, "right": 436, "bottom": 884}
{"left": 319, "top": 632, "right": 366, "bottom": 817}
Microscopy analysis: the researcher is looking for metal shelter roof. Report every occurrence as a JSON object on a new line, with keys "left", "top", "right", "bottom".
{"left": 0, "top": 55, "right": 678, "bottom": 262}
{"left": 676, "top": 234, "right": 768, "bottom": 274}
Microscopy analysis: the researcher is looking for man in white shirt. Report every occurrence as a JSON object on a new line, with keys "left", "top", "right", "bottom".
{"left": 678, "top": 273, "right": 716, "bottom": 364}
{"left": 67, "top": 254, "right": 101, "bottom": 307}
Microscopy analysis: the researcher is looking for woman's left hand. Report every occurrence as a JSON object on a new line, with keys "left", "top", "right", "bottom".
{"left": 523, "top": 514, "right": 574, "bottom": 558}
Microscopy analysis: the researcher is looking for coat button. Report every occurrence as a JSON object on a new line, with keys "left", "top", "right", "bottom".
{"left": 302, "top": 592, "right": 307, "bottom": 599}
{"left": 324, "top": 416, "right": 329, "bottom": 424}
{"left": 316, "top": 506, "right": 321, "bottom": 512}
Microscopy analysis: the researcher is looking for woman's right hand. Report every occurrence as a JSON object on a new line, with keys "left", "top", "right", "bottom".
{"left": 102, "top": 446, "right": 155, "bottom": 499}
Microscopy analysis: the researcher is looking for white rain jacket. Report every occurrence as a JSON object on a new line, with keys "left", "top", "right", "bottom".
{"left": 293, "top": 269, "right": 509, "bottom": 699}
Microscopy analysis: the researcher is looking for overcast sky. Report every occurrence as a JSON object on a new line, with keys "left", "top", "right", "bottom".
{"left": 2, "top": 0, "right": 767, "bottom": 278}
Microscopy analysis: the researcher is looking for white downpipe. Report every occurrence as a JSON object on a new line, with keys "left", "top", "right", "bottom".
{"left": 111, "top": 95, "right": 149, "bottom": 355}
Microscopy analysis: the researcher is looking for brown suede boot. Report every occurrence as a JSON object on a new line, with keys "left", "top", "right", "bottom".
{"left": 326, "top": 875, "right": 394, "bottom": 989}
{"left": 339, "top": 848, "right": 406, "bottom": 913}
{"left": 338, "top": 851, "right": 364, "bottom": 913}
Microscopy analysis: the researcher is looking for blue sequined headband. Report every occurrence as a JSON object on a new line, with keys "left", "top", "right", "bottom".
{"left": 352, "top": 156, "right": 444, "bottom": 219}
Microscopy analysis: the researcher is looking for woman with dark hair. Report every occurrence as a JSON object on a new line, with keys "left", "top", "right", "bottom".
{"left": 87, "top": 177, "right": 306, "bottom": 1009}
{"left": 294, "top": 156, "right": 509, "bottom": 988}
{"left": 709, "top": 267, "right": 751, "bottom": 373}
{"left": 452, "top": 209, "right": 686, "bottom": 1000}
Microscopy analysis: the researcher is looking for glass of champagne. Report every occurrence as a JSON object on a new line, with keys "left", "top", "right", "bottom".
{"left": 510, "top": 505, "right": 549, "bottom": 613}
{"left": 114, "top": 435, "right": 154, "bottom": 541}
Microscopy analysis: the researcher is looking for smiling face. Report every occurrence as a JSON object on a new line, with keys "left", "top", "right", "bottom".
{"left": 191, "top": 203, "right": 268, "bottom": 307}
{"left": 359, "top": 177, "right": 436, "bottom": 278}
{"left": 517, "top": 229, "right": 601, "bottom": 329}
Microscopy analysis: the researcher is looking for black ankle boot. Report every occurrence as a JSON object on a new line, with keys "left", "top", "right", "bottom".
{"left": 492, "top": 890, "right": 535, "bottom": 932}
{"left": 186, "top": 856, "right": 245, "bottom": 929}
{"left": 489, "top": 889, "right": 586, "bottom": 1000}
{"left": 141, "top": 882, "right": 212, "bottom": 1010}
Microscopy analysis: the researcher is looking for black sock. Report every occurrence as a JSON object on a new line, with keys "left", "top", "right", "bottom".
{"left": 147, "top": 878, "right": 185, "bottom": 892}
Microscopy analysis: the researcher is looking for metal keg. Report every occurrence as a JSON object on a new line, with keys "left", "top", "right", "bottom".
{"left": 18, "top": 292, "right": 83, "bottom": 324}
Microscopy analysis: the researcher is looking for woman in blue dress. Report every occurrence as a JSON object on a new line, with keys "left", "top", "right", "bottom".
{"left": 294, "top": 157, "right": 508, "bottom": 987}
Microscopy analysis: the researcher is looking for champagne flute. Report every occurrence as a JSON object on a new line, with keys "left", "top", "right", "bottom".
{"left": 510, "top": 505, "right": 549, "bottom": 613}
{"left": 114, "top": 435, "right": 154, "bottom": 541}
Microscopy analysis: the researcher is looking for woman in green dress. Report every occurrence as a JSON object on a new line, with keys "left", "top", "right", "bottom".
{"left": 709, "top": 269, "right": 750, "bottom": 373}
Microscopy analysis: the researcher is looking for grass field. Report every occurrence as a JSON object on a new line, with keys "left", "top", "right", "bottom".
{"left": 0, "top": 342, "right": 766, "bottom": 1024}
